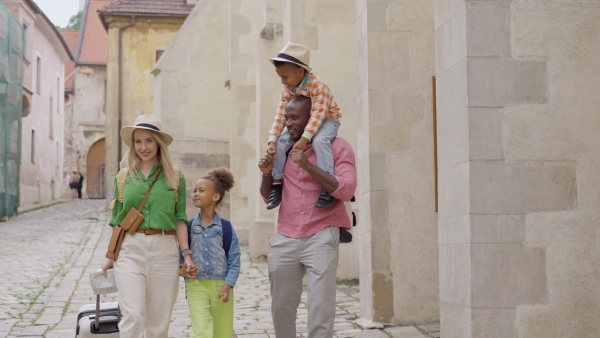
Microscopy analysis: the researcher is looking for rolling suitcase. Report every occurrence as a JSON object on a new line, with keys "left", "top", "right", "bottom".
{"left": 76, "top": 269, "right": 120, "bottom": 337}
{"left": 75, "top": 295, "right": 120, "bottom": 337}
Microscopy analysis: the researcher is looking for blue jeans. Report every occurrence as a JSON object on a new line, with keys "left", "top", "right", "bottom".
{"left": 272, "top": 119, "right": 340, "bottom": 180}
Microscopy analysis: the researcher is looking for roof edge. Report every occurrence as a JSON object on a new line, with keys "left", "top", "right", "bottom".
{"left": 24, "top": 0, "right": 74, "bottom": 60}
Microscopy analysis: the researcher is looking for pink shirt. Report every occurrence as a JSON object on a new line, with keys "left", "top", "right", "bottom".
{"left": 262, "top": 138, "right": 357, "bottom": 238}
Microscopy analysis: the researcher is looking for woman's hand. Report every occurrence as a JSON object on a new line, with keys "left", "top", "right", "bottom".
{"left": 184, "top": 255, "right": 197, "bottom": 277}
{"left": 218, "top": 284, "right": 232, "bottom": 303}
{"left": 101, "top": 259, "right": 114, "bottom": 278}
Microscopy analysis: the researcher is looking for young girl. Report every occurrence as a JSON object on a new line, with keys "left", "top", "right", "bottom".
{"left": 181, "top": 168, "right": 241, "bottom": 338}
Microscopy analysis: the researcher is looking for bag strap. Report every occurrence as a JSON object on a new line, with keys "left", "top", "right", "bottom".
{"left": 221, "top": 219, "right": 232, "bottom": 260}
{"left": 186, "top": 217, "right": 233, "bottom": 259}
{"left": 137, "top": 167, "right": 163, "bottom": 212}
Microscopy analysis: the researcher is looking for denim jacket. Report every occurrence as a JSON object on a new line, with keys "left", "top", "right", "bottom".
{"left": 180, "top": 212, "right": 241, "bottom": 287}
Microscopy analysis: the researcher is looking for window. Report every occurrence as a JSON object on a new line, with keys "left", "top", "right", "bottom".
{"left": 36, "top": 56, "right": 41, "bottom": 94}
{"left": 49, "top": 95, "right": 53, "bottom": 140}
{"left": 31, "top": 129, "right": 35, "bottom": 163}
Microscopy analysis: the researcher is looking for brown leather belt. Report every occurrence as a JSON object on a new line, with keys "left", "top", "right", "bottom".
{"left": 135, "top": 228, "right": 176, "bottom": 235}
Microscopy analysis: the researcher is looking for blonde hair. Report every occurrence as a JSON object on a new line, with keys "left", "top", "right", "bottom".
{"left": 119, "top": 130, "right": 180, "bottom": 189}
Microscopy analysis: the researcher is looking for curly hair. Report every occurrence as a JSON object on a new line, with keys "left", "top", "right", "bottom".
{"left": 202, "top": 167, "right": 235, "bottom": 207}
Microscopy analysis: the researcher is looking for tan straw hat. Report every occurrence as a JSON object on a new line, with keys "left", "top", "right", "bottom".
{"left": 269, "top": 42, "right": 312, "bottom": 72}
{"left": 120, "top": 114, "right": 173, "bottom": 147}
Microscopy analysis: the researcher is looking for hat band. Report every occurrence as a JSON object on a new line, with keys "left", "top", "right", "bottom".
{"left": 136, "top": 123, "right": 160, "bottom": 131}
{"left": 276, "top": 53, "right": 309, "bottom": 67}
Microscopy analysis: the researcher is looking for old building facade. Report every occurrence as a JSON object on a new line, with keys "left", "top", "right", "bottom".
{"left": 98, "top": 0, "right": 600, "bottom": 336}
{"left": 61, "top": 0, "right": 111, "bottom": 200}
{"left": 99, "top": 0, "right": 194, "bottom": 212}
{"left": 3, "top": 0, "right": 72, "bottom": 210}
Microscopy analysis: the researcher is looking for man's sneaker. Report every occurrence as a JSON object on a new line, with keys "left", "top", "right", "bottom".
{"left": 267, "top": 186, "right": 283, "bottom": 210}
{"left": 315, "top": 189, "right": 336, "bottom": 208}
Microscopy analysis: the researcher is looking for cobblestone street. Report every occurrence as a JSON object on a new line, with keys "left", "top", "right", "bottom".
{"left": 0, "top": 200, "right": 439, "bottom": 337}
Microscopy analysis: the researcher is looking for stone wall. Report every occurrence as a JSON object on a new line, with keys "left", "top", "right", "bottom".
{"left": 152, "top": 2, "right": 231, "bottom": 221}
{"left": 435, "top": 0, "right": 598, "bottom": 336}
{"left": 357, "top": 0, "right": 439, "bottom": 325}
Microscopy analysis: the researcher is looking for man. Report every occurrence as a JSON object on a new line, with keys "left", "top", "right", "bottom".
{"left": 77, "top": 170, "right": 84, "bottom": 199}
{"left": 258, "top": 95, "right": 357, "bottom": 337}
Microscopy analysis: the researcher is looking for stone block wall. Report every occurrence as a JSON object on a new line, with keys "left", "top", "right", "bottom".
{"left": 358, "top": 0, "right": 439, "bottom": 325}
{"left": 435, "top": 0, "right": 599, "bottom": 336}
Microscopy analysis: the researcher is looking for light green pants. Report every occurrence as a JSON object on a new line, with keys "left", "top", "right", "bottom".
{"left": 186, "top": 279, "right": 234, "bottom": 338}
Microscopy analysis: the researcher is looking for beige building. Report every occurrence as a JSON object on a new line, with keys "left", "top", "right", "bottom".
{"left": 154, "top": 0, "right": 600, "bottom": 336}
{"left": 98, "top": 0, "right": 194, "bottom": 211}
{"left": 61, "top": 0, "right": 111, "bottom": 200}
{"left": 4, "top": 0, "right": 73, "bottom": 208}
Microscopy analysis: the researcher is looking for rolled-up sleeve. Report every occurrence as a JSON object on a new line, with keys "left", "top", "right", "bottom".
{"left": 329, "top": 140, "right": 357, "bottom": 201}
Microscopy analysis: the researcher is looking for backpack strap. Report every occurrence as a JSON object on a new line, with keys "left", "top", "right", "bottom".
{"left": 109, "top": 168, "right": 129, "bottom": 210}
{"left": 187, "top": 219, "right": 193, "bottom": 248}
{"left": 185, "top": 218, "right": 233, "bottom": 259}
{"left": 221, "top": 219, "right": 233, "bottom": 260}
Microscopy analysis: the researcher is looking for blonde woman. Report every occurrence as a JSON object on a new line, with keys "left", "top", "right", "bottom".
{"left": 101, "top": 115, "right": 194, "bottom": 337}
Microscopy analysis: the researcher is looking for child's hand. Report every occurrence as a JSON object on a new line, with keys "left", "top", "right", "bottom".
{"left": 218, "top": 284, "right": 232, "bottom": 303}
{"left": 267, "top": 142, "right": 276, "bottom": 155}
{"left": 293, "top": 137, "right": 309, "bottom": 151}
{"left": 179, "top": 264, "right": 198, "bottom": 278}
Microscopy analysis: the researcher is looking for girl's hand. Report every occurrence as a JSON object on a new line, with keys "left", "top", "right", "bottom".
{"left": 179, "top": 264, "right": 198, "bottom": 278}
{"left": 184, "top": 255, "right": 196, "bottom": 275}
{"left": 218, "top": 284, "right": 232, "bottom": 303}
{"left": 101, "top": 259, "right": 114, "bottom": 278}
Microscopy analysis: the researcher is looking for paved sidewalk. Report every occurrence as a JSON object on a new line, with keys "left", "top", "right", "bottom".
{"left": 0, "top": 199, "right": 439, "bottom": 337}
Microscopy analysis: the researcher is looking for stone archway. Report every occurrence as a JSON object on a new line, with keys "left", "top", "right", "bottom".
{"left": 86, "top": 138, "right": 106, "bottom": 199}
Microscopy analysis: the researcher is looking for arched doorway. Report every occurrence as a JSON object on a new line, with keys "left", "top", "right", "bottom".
{"left": 86, "top": 138, "right": 106, "bottom": 198}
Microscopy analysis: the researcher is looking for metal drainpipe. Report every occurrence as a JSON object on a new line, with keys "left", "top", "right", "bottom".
{"left": 117, "top": 16, "right": 136, "bottom": 165}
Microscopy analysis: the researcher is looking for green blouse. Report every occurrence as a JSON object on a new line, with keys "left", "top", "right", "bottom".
{"left": 109, "top": 164, "right": 187, "bottom": 230}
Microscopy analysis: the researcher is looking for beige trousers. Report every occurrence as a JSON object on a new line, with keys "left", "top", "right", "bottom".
{"left": 268, "top": 226, "right": 340, "bottom": 338}
{"left": 114, "top": 232, "right": 179, "bottom": 338}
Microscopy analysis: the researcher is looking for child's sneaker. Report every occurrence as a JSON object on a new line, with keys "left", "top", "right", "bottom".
{"left": 315, "top": 189, "right": 336, "bottom": 208}
{"left": 267, "top": 185, "right": 283, "bottom": 210}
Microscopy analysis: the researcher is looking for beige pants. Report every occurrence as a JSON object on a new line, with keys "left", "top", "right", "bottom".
{"left": 268, "top": 226, "right": 340, "bottom": 338}
{"left": 114, "top": 232, "right": 179, "bottom": 338}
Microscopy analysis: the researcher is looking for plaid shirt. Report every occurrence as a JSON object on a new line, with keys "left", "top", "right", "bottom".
{"left": 268, "top": 73, "right": 342, "bottom": 143}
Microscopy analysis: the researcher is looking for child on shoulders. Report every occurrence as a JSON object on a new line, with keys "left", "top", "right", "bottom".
{"left": 266, "top": 42, "right": 342, "bottom": 210}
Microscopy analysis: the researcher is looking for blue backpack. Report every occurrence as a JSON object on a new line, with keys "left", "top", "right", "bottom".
{"left": 186, "top": 218, "right": 233, "bottom": 259}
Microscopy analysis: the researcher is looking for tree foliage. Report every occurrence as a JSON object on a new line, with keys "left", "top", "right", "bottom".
{"left": 58, "top": 11, "right": 82, "bottom": 30}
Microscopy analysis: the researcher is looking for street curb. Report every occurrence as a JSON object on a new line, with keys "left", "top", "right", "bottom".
{"left": 16, "top": 199, "right": 71, "bottom": 216}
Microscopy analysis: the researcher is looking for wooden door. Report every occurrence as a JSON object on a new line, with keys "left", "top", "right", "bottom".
{"left": 86, "top": 139, "right": 106, "bottom": 199}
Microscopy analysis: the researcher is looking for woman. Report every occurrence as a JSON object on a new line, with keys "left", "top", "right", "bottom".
{"left": 101, "top": 114, "right": 194, "bottom": 337}
{"left": 69, "top": 171, "right": 80, "bottom": 200}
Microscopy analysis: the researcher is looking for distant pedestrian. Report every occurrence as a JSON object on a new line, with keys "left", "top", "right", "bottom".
{"left": 77, "top": 170, "right": 84, "bottom": 199}
{"left": 180, "top": 168, "right": 241, "bottom": 338}
{"left": 69, "top": 171, "right": 79, "bottom": 200}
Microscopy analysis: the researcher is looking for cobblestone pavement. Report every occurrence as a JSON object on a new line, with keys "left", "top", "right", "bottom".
{"left": 0, "top": 199, "right": 440, "bottom": 338}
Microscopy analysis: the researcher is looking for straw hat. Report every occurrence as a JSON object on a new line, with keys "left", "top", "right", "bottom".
{"left": 269, "top": 42, "right": 312, "bottom": 72}
{"left": 120, "top": 114, "right": 173, "bottom": 147}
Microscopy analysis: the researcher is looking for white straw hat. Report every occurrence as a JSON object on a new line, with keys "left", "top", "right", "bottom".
{"left": 269, "top": 42, "right": 312, "bottom": 72}
{"left": 120, "top": 114, "right": 173, "bottom": 147}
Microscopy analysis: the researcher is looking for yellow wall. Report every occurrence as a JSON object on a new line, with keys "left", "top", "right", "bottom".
{"left": 103, "top": 16, "right": 187, "bottom": 186}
